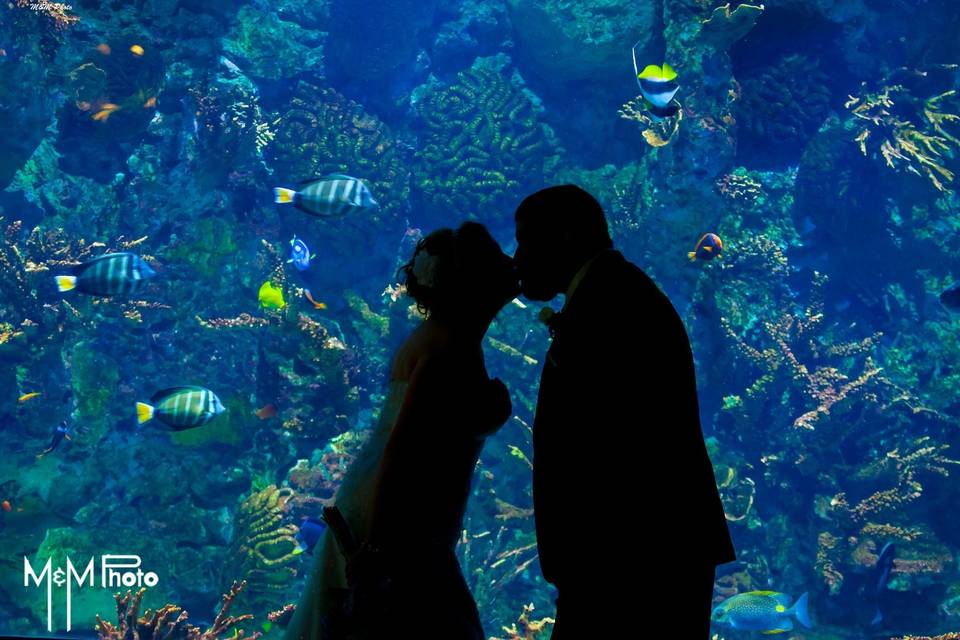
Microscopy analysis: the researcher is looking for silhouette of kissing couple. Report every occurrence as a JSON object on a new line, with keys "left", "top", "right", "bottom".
{"left": 284, "top": 185, "right": 736, "bottom": 639}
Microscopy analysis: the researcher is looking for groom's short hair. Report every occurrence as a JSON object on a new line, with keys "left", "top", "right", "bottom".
{"left": 515, "top": 184, "right": 613, "bottom": 250}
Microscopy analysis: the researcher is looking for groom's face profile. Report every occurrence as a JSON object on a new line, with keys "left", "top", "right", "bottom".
{"left": 513, "top": 215, "right": 564, "bottom": 302}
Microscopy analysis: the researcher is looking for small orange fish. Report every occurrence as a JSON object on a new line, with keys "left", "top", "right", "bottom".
{"left": 255, "top": 404, "right": 278, "bottom": 420}
{"left": 1, "top": 500, "right": 11, "bottom": 512}
{"left": 18, "top": 392, "right": 41, "bottom": 403}
{"left": 130, "top": 44, "right": 144, "bottom": 56}
{"left": 143, "top": 96, "right": 157, "bottom": 108}
{"left": 96, "top": 43, "right": 111, "bottom": 55}
{"left": 92, "top": 103, "right": 121, "bottom": 121}
{"left": 304, "top": 289, "right": 327, "bottom": 310}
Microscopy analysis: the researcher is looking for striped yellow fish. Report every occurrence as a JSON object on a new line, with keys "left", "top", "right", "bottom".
{"left": 136, "top": 386, "right": 225, "bottom": 430}
{"left": 273, "top": 174, "right": 378, "bottom": 218}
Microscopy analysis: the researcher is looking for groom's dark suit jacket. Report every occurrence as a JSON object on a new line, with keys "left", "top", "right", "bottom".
{"left": 532, "top": 248, "right": 735, "bottom": 590}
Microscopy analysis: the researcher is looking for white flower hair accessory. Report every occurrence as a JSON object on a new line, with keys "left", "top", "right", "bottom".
{"left": 412, "top": 249, "right": 440, "bottom": 288}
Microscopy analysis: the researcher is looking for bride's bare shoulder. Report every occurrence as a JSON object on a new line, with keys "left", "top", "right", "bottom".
{"left": 388, "top": 321, "right": 452, "bottom": 383}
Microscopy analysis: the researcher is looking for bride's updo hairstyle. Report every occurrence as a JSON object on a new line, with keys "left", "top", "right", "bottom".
{"left": 398, "top": 221, "right": 506, "bottom": 319}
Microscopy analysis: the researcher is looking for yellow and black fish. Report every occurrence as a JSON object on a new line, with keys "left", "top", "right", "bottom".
{"left": 274, "top": 174, "right": 378, "bottom": 218}
{"left": 55, "top": 252, "right": 156, "bottom": 296}
{"left": 137, "top": 386, "right": 225, "bottom": 430}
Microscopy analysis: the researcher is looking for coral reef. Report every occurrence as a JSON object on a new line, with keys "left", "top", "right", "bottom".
{"left": 697, "top": 2, "right": 763, "bottom": 51}
{"left": 411, "top": 56, "right": 553, "bottom": 224}
{"left": 222, "top": 5, "right": 325, "bottom": 81}
{"left": 267, "top": 81, "right": 411, "bottom": 295}
{"left": 846, "top": 70, "right": 960, "bottom": 193}
{"left": 507, "top": 0, "right": 661, "bottom": 85}
{"left": 189, "top": 71, "right": 276, "bottom": 188}
{"left": 488, "top": 603, "right": 554, "bottom": 640}
{"left": 224, "top": 486, "right": 301, "bottom": 614}
{"left": 55, "top": 37, "right": 165, "bottom": 182}
{"left": 735, "top": 53, "right": 832, "bottom": 166}
{"left": 96, "top": 580, "right": 260, "bottom": 640}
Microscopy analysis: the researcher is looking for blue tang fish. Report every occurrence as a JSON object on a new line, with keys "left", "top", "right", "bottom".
{"left": 293, "top": 516, "right": 327, "bottom": 555}
{"left": 711, "top": 591, "right": 812, "bottom": 634}
{"left": 288, "top": 235, "right": 313, "bottom": 271}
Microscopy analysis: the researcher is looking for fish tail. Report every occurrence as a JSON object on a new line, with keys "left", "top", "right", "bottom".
{"left": 136, "top": 402, "right": 155, "bottom": 425}
{"left": 274, "top": 187, "right": 296, "bottom": 204}
{"left": 687, "top": 251, "right": 697, "bottom": 261}
{"left": 55, "top": 275, "right": 77, "bottom": 292}
{"left": 791, "top": 592, "right": 813, "bottom": 628}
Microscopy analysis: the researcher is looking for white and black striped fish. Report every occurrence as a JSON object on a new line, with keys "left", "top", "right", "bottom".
{"left": 273, "top": 174, "right": 378, "bottom": 218}
{"left": 636, "top": 63, "right": 679, "bottom": 109}
{"left": 136, "top": 386, "right": 225, "bottom": 430}
{"left": 55, "top": 252, "right": 156, "bottom": 297}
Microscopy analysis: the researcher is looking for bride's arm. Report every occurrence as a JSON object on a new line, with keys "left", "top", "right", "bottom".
{"left": 366, "top": 352, "right": 438, "bottom": 547}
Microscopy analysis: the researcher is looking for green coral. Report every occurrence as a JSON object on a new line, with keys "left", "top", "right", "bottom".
{"left": 412, "top": 59, "right": 551, "bottom": 222}
{"left": 71, "top": 340, "right": 119, "bottom": 440}
{"left": 165, "top": 216, "right": 238, "bottom": 279}
{"left": 222, "top": 5, "right": 325, "bottom": 81}
{"left": 225, "top": 484, "right": 301, "bottom": 613}
{"left": 267, "top": 82, "right": 411, "bottom": 227}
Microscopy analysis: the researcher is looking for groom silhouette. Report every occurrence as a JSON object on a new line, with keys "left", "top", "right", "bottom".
{"left": 513, "top": 185, "right": 735, "bottom": 638}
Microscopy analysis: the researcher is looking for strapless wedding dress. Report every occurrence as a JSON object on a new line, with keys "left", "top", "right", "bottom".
{"left": 284, "top": 380, "right": 408, "bottom": 640}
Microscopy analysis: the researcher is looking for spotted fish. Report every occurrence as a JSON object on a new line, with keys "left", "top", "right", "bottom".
{"left": 711, "top": 591, "right": 812, "bottom": 634}
{"left": 136, "top": 386, "right": 225, "bottom": 430}
{"left": 274, "top": 174, "right": 378, "bottom": 218}
{"left": 55, "top": 252, "right": 155, "bottom": 296}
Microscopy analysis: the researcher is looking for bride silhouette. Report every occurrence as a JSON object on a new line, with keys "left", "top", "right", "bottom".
{"left": 285, "top": 221, "right": 520, "bottom": 640}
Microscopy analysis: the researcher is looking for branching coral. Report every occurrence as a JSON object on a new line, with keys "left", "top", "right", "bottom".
{"left": 846, "top": 71, "right": 960, "bottom": 192}
{"left": 618, "top": 96, "right": 683, "bottom": 147}
{"left": 489, "top": 603, "right": 554, "bottom": 640}
{"left": 721, "top": 269, "right": 897, "bottom": 431}
{"left": 412, "top": 60, "right": 551, "bottom": 222}
{"left": 267, "top": 82, "right": 411, "bottom": 226}
{"left": 0, "top": 218, "right": 158, "bottom": 330}
{"left": 96, "top": 580, "right": 260, "bottom": 640}
{"left": 716, "top": 169, "right": 765, "bottom": 208}
{"left": 225, "top": 485, "right": 301, "bottom": 613}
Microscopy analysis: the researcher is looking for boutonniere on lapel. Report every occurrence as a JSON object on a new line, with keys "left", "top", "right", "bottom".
{"left": 539, "top": 306, "right": 563, "bottom": 338}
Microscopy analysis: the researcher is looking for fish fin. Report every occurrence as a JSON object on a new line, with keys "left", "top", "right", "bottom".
{"left": 791, "top": 592, "right": 813, "bottom": 628}
{"left": 320, "top": 172, "right": 358, "bottom": 181}
{"left": 55, "top": 275, "right": 77, "bottom": 292}
{"left": 637, "top": 64, "right": 663, "bottom": 80}
{"left": 136, "top": 402, "right": 155, "bottom": 424}
{"left": 150, "top": 386, "right": 204, "bottom": 403}
{"left": 761, "top": 631, "right": 788, "bottom": 635}
{"left": 661, "top": 63, "right": 678, "bottom": 81}
{"left": 274, "top": 187, "right": 296, "bottom": 204}
{"left": 292, "top": 546, "right": 303, "bottom": 555}
{"left": 687, "top": 252, "right": 697, "bottom": 261}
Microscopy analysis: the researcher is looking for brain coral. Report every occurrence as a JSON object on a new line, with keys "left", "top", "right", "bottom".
{"left": 735, "top": 53, "right": 832, "bottom": 166}
{"left": 267, "top": 82, "right": 411, "bottom": 228}
{"left": 412, "top": 61, "right": 552, "bottom": 224}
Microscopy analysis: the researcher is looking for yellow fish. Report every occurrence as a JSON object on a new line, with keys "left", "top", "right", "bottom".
{"left": 258, "top": 281, "right": 286, "bottom": 310}
{"left": 130, "top": 44, "right": 144, "bottom": 56}
{"left": 18, "top": 392, "right": 41, "bottom": 403}
{"left": 92, "top": 103, "right": 121, "bottom": 121}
